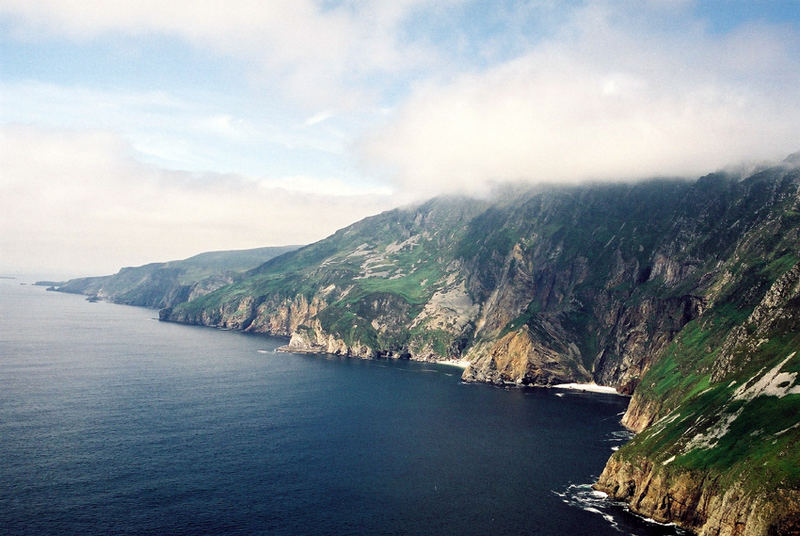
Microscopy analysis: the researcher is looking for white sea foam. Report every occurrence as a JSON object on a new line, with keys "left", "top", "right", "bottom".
{"left": 555, "top": 484, "right": 622, "bottom": 532}
{"left": 556, "top": 483, "right": 687, "bottom": 534}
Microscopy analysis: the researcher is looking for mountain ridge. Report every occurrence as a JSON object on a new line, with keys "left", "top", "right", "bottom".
{"left": 51, "top": 245, "right": 301, "bottom": 309}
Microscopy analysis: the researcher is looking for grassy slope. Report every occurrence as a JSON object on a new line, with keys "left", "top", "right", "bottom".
{"left": 172, "top": 197, "right": 487, "bottom": 351}
{"left": 168, "top": 245, "right": 301, "bottom": 284}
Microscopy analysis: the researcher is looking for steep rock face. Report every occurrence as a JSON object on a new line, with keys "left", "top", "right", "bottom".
{"left": 247, "top": 294, "right": 329, "bottom": 336}
{"left": 162, "top": 292, "right": 326, "bottom": 336}
{"left": 283, "top": 319, "right": 375, "bottom": 358}
{"left": 595, "top": 457, "right": 800, "bottom": 536}
{"left": 462, "top": 320, "right": 589, "bottom": 386}
{"left": 593, "top": 294, "right": 706, "bottom": 394}
{"left": 712, "top": 263, "right": 800, "bottom": 383}
{"left": 599, "top": 256, "right": 800, "bottom": 534}
{"left": 620, "top": 395, "right": 662, "bottom": 433}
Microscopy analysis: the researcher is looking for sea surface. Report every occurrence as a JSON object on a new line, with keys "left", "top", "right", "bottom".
{"left": 0, "top": 279, "right": 683, "bottom": 535}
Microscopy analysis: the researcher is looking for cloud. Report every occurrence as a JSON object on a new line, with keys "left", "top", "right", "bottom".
{"left": 0, "top": 0, "right": 453, "bottom": 106}
{"left": 0, "top": 81, "right": 359, "bottom": 175}
{"left": 360, "top": 4, "right": 800, "bottom": 196}
{"left": 3, "top": 2, "right": 800, "bottom": 277}
{"left": 0, "top": 124, "right": 394, "bottom": 276}
{"left": 304, "top": 111, "right": 335, "bottom": 127}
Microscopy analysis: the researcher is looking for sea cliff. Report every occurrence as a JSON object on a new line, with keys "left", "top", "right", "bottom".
{"left": 57, "top": 159, "right": 800, "bottom": 534}
{"left": 161, "top": 164, "right": 800, "bottom": 534}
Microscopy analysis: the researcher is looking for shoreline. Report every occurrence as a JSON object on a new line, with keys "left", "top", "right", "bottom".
{"left": 552, "top": 382, "right": 624, "bottom": 395}
{"left": 434, "top": 359, "right": 470, "bottom": 369}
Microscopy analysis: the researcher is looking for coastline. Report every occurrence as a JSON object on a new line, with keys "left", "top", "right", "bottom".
{"left": 552, "top": 382, "right": 624, "bottom": 395}
{"left": 435, "top": 359, "right": 470, "bottom": 368}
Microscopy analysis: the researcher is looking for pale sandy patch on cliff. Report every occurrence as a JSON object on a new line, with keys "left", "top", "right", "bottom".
{"left": 682, "top": 352, "right": 799, "bottom": 453}
{"left": 734, "top": 352, "right": 800, "bottom": 400}
{"left": 410, "top": 278, "right": 477, "bottom": 332}
{"left": 351, "top": 236, "right": 422, "bottom": 279}
{"left": 384, "top": 235, "right": 420, "bottom": 255}
{"left": 684, "top": 407, "right": 744, "bottom": 452}
{"left": 346, "top": 243, "right": 372, "bottom": 257}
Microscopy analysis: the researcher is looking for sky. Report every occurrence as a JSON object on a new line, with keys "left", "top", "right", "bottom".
{"left": 2, "top": 1, "right": 800, "bottom": 277}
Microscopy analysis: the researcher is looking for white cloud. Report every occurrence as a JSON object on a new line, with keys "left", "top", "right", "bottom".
{"left": 0, "top": 0, "right": 453, "bottom": 106}
{"left": 3, "top": 2, "right": 800, "bottom": 278}
{"left": 195, "top": 114, "right": 256, "bottom": 141}
{"left": 361, "top": 4, "right": 800, "bottom": 196}
{"left": 0, "top": 81, "right": 358, "bottom": 174}
{"left": 257, "top": 175, "right": 392, "bottom": 197}
{"left": 304, "top": 111, "right": 335, "bottom": 127}
{"left": 0, "top": 124, "right": 393, "bottom": 275}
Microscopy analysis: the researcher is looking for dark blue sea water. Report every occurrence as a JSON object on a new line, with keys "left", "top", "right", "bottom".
{"left": 0, "top": 280, "right": 683, "bottom": 535}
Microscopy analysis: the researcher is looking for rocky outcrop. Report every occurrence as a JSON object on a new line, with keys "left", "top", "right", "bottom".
{"left": 463, "top": 318, "right": 590, "bottom": 386}
{"left": 595, "top": 457, "right": 800, "bottom": 536}
{"left": 592, "top": 293, "right": 706, "bottom": 394}
{"left": 162, "top": 292, "right": 327, "bottom": 335}
{"left": 246, "top": 294, "right": 329, "bottom": 336}
{"left": 712, "top": 263, "right": 800, "bottom": 383}
{"left": 620, "top": 395, "right": 663, "bottom": 433}
{"left": 282, "top": 319, "right": 375, "bottom": 358}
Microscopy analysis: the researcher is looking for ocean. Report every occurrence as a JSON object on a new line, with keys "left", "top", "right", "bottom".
{"left": 0, "top": 279, "right": 682, "bottom": 535}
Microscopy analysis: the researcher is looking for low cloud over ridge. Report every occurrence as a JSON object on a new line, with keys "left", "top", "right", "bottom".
{"left": 362, "top": 6, "right": 800, "bottom": 196}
